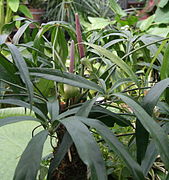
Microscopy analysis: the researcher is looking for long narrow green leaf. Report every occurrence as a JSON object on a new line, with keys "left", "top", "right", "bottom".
{"left": 86, "top": 43, "right": 138, "bottom": 85}
{"left": 7, "top": 44, "right": 33, "bottom": 107}
{"left": 0, "top": 116, "right": 42, "bottom": 127}
{"left": 78, "top": 117, "right": 144, "bottom": 180}
{"left": 90, "top": 105, "right": 131, "bottom": 127}
{"left": 0, "top": 99, "right": 46, "bottom": 120}
{"left": 136, "top": 120, "right": 149, "bottom": 164}
{"left": 60, "top": 117, "right": 107, "bottom": 180}
{"left": 13, "top": 130, "right": 48, "bottom": 180}
{"left": 137, "top": 78, "right": 169, "bottom": 164}
{"left": 13, "top": 21, "right": 32, "bottom": 44}
{"left": 114, "top": 93, "right": 169, "bottom": 169}
{"left": 141, "top": 140, "right": 158, "bottom": 176}
{"left": 29, "top": 68, "right": 104, "bottom": 93}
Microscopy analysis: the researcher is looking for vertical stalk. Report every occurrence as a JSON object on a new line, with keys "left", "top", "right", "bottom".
{"left": 75, "top": 13, "right": 85, "bottom": 59}
{"left": 5, "top": 4, "right": 12, "bottom": 24}
{"left": 75, "top": 13, "right": 85, "bottom": 77}
{"left": 0, "top": 0, "right": 4, "bottom": 34}
{"left": 69, "top": 40, "right": 75, "bottom": 73}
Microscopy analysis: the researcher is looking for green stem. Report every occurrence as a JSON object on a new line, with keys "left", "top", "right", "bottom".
{"left": 5, "top": 4, "right": 12, "bottom": 24}
{"left": 0, "top": 0, "right": 4, "bottom": 34}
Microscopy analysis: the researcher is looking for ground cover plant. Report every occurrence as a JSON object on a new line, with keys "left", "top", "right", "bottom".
{"left": 0, "top": 0, "right": 169, "bottom": 179}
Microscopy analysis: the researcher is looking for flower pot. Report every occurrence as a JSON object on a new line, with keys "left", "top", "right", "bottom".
{"left": 29, "top": 8, "right": 45, "bottom": 28}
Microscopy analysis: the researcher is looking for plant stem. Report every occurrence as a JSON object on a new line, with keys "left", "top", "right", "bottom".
{"left": 5, "top": 4, "right": 12, "bottom": 24}
{"left": 0, "top": 0, "right": 4, "bottom": 34}
{"left": 69, "top": 40, "right": 75, "bottom": 73}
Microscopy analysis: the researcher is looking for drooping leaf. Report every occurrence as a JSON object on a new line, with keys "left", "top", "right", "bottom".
{"left": 7, "top": 44, "right": 33, "bottom": 107}
{"left": 0, "top": 99, "right": 46, "bottom": 120}
{"left": 0, "top": 107, "right": 34, "bottom": 118}
{"left": 90, "top": 105, "right": 131, "bottom": 127}
{"left": 29, "top": 68, "right": 104, "bottom": 93}
{"left": 0, "top": 121, "right": 51, "bottom": 180}
{"left": 0, "top": 116, "right": 42, "bottom": 127}
{"left": 103, "top": 39, "right": 126, "bottom": 49}
{"left": 13, "top": 21, "right": 32, "bottom": 44}
{"left": 60, "top": 117, "right": 107, "bottom": 180}
{"left": 114, "top": 93, "right": 169, "bottom": 169}
{"left": 13, "top": 130, "right": 48, "bottom": 180}
{"left": 78, "top": 117, "right": 144, "bottom": 180}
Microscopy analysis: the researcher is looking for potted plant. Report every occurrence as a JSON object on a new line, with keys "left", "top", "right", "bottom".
{"left": 1, "top": 8, "right": 169, "bottom": 179}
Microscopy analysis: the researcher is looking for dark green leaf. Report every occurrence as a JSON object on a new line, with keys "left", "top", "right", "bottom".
{"left": 90, "top": 105, "right": 131, "bottom": 127}
{"left": 0, "top": 99, "right": 46, "bottom": 120}
{"left": 29, "top": 68, "right": 104, "bottom": 93}
{"left": 141, "top": 140, "right": 158, "bottom": 176}
{"left": 0, "top": 53, "right": 21, "bottom": 84}
{"left": 7, "top": 44, "right": 33, "bottom": 107}
{"left": 114, "top": 93, "right": 169, "bottom": 169}
{"left": 0, "top": 116, "right": 42, "bottom": 127}
{"left": 60, "top": 117, "right": 107, "bottom": 180}
{"left": 19, "top": 5, "right": 33, "bottom": 18}
{"left": 78, "top": 117, "right": 144, "bottom": 180}
{"left": 13, "top": 130, "right": 48, "bottom": 180}
{"left": 109, "top": 78, "right": 132, "bottom": 94}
